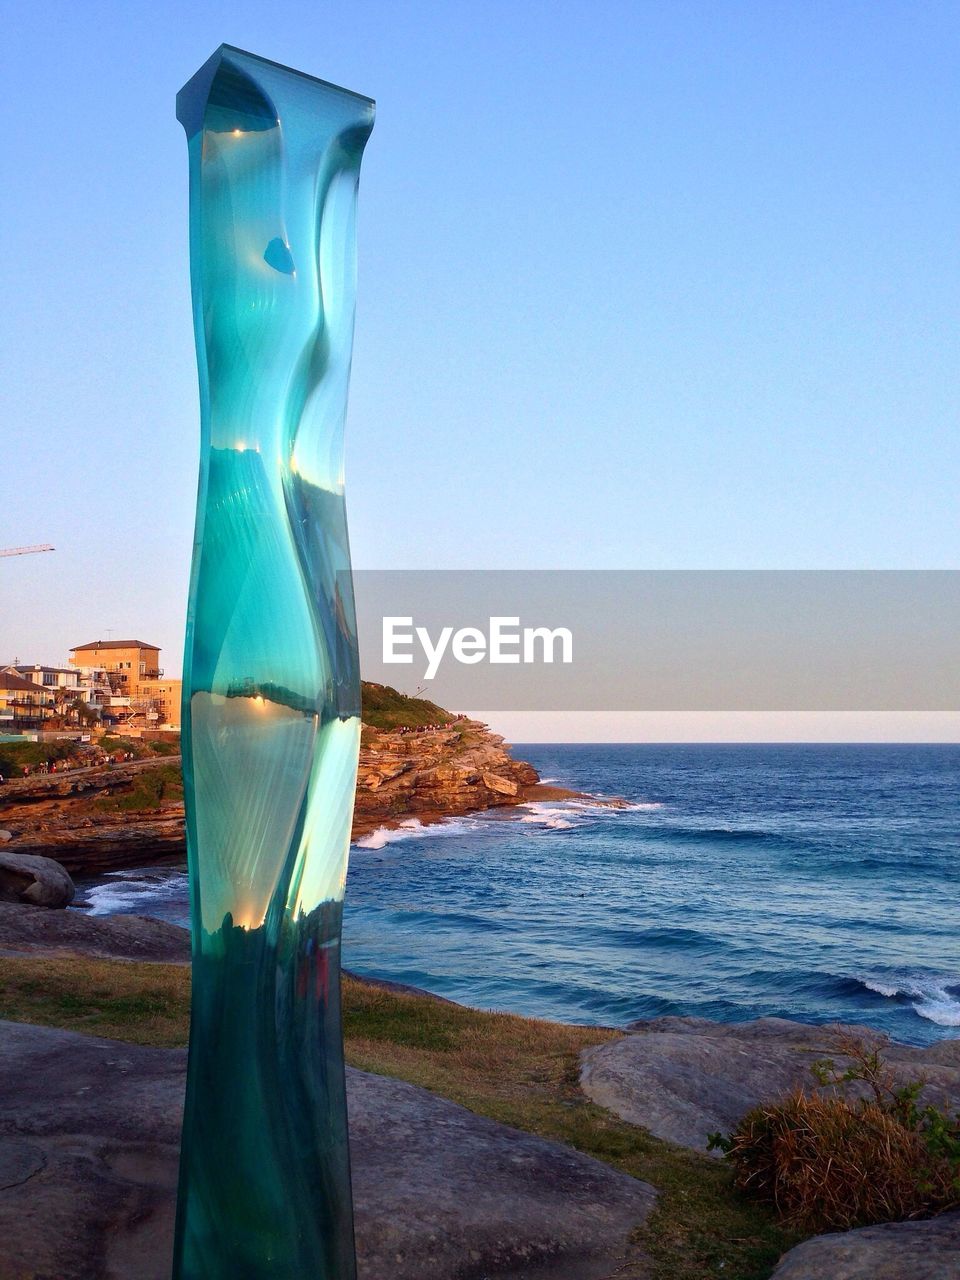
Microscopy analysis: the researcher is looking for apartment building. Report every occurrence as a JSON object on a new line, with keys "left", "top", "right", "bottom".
{"left": 15, "top": 664, "right": 84, "bottom": 697}
{"left": 0, "top": 669, "right": 55, "bottom": 730}
{"left": 69, "top": 640, "right": 181, "bottom": 729}
{"left": 69, "top": 640, "right": 161, "bottom": 696}
{"left": 135, "top": 678, "right": 182, "bottom": 729}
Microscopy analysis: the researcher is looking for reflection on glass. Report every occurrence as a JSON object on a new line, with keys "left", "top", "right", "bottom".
{"left": 173, "top": 45, "right": 374, "bottom": 1280}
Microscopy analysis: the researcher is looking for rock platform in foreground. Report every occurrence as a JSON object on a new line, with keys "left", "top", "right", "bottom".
{"left": 0, "top": 1020, "right": 655, "bottom": 1280}
{"left": 0, "top": 900, "right": 190, "bottom": 964}
{"left": 771, "top": 1210, "right": 960, "bottom": 1279}
{"left": 580, "top": 1015, "right": 960, "bottom": 1156}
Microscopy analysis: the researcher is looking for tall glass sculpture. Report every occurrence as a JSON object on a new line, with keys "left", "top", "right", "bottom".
{"left": 173, "top": 46, "right": 374, "bottom": 1279}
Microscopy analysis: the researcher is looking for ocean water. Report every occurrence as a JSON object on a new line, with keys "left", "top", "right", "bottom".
{"left": 76, "top": 744, "right": 960, "bottom": 1046}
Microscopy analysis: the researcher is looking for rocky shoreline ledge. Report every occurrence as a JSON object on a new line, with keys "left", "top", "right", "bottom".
{"left": 0, "top": 717, "right": 599, "bottom": 877}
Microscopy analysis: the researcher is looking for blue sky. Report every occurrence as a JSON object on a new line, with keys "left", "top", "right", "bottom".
{"left": 1, "top": 1, "right": 957, "bottom": 734}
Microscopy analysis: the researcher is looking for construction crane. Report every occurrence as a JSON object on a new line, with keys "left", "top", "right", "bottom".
{"left": 0, "top": 544, "right": 55, "bottom": 558}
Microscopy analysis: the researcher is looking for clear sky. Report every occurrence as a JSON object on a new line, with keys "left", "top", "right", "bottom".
{"left": 1, "top": 2, "right": 957, "bottom": 737}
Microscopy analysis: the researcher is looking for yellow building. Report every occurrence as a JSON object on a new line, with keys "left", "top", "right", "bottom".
{"left": 69, "top": 640, "right": 181, "bottom": 729}
{"left": 69, "top": 640, "right": 161, "bottom": 697}
{"left": 136, "top": 678, "right": 183, "bottom": 729}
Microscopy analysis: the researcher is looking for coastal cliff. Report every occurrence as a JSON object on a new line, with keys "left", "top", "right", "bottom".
{"left": 0, "top": 687, "right": 547, "bottom": 875}
{"left": 354, "top": 718, "right": 540, "bottom": 836}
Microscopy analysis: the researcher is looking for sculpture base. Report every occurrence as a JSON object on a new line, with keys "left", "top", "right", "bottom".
{"left": 174, "top": 904, "right": 354, "bottom": 1279}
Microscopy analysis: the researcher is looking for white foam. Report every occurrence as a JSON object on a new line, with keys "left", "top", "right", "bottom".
{"left": 517, "top": 796, "right": 661, "bottom": 829}
{"left": 355, "top": 822, "right": 423, "bottom": 850}
{"left": 353, "top": 816, "right": 479, "bottom": 850}
{"left": 863, "top": 978, "right": 899, "bottom": 998}
{"left": 518, "top": 802, "right": 580, "bottom": 830}
{"left": 81, "top": 870, "right": 189, "bottom": 917}
{"left": 861, "top": 973, "right": 960, "bottom": 1027}
{"left": 567, "top": 796, "right": 663, "bottom": 813}
{"left": 915, "top": 997, "right": 960, "bottom": 1028}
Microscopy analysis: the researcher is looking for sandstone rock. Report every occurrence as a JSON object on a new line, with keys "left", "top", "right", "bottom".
{"left": 0, "top": 901, "right": 191, "bottom": 963}
{"left": 351, "top": 720, "right": 542, "bottom": 835}
{"left": 350, "top": 1067, "right": 655, "bottom": 1278}
{"left": 4, "top": 723, "right": 544, "bottom": 876}
{"left": 0, "top": 756, "right": 178, "bottom": 802}
{"left": 482, "top": 771, "right": 519, "bottom": 796}
{"left": 0, "top": 852, "right": 75, "bottom": 908}
{"left": 7, "top": 811, "right": 186, "bottom": 876}
{"left": 580, "top": 1017, "right": 960, "bottom": 1155}
{"left": 771, "top": 1210, "right": 960, "bottom": 1279}
{"left": 428, "top": 763, "right": 475, "bottom": 785}
{"left": 0, "top": 1020, "right": 655, "bottom": 1280}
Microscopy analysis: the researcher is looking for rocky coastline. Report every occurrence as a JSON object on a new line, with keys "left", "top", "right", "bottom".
{"left": 0, "top": 718, "right": 586, "bottom": 877}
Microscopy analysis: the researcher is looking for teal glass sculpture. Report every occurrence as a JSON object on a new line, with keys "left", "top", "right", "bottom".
{"left": 173, "top": 46, "right": 374, "bottom": 1279}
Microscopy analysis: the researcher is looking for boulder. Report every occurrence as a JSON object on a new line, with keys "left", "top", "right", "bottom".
{"left": 0, "top": 1020, "right": 655, "bottom": 1280}
{"left": 580, "top": 1017, "right": 960, "bottom": 1155}
{"left": 771, "top": 1210, "right": 960, "bottom": 1279}
{"left": 0, "top": 852, "right": 75, "bottom": 908}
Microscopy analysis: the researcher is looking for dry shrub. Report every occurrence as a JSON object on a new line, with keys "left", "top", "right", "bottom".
{"left": 710, "top": 1032, "right": 960, "bottom": 1233}
{"left": 723, "top": 1090, "right": 958, "bottom": 1232}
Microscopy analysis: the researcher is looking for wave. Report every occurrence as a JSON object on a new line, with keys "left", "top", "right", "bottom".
{"left": 566, "top": 796, "right": 663, "bottom": 812}
{"left": 856, "top": 972, "right": 960, "bottom": 1027}
{"left": 518, "top": 803, "right": 578, "bottom": 831}
{"left": 518, "top": 796, "right": 663, "bottom": 831}
{"left": 599, "top": 924, "right": 719, "bottom": 951}
{"left": 80, "top": 868, "right": 190, "bottom": 918}
{"left": 856, "top": 854, "right": 949, "bottom": 876}
{"left": 568, "top": 797, "right": 664, "bottom": 812}
{"left": 353, "top": 816, "right": 480, "bottom": 850}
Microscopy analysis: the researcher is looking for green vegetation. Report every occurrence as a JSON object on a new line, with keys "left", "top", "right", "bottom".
{"left": 99, "top": 735, "right": 169, "bottom": 759}
{"left": 709, "top": 1032, "right": 960, "bottom": 1233}
{"left": 0, "top": 954, "right": 189, "bottom": 1047}
{"left": 360, "top": 681, "right": 453, "bottom": 732}
{"left": 93, "top": 763, "right": 184, "bottom": 812}
{"left": 0, "top": 734, "right": 180, "bottom": 776}
{"left": 0, "top": 738, "right": 77, "bottom": 773}
{"left": 0, "top": 954, "right": 798, "bottom": 1280}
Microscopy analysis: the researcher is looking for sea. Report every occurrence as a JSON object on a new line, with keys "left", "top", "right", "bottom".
{"left": 75, "top": 743, "right": 960, "bottom": 1047}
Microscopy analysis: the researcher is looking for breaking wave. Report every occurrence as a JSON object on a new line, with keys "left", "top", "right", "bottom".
{"left": 353, "top": 817, "right": 480, "bottom": 850}
{"left": 857, "top": 973, "right": 960, "bottom": 1028}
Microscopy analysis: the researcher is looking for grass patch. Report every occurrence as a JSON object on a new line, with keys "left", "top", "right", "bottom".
{"left": 0, "top": 954, "right": 190, "bottom": 1046}
{"left": 99, "top": 736, "right": 168, "bottom": 760}
{"left": 0, "top": 955, "right": 800, "bottom": 1280}
{"left": 93, "top": 763, "right": 184, "bottom": 812}
{"left": 360, "top": 681, "right": 452, "bottom": 731}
